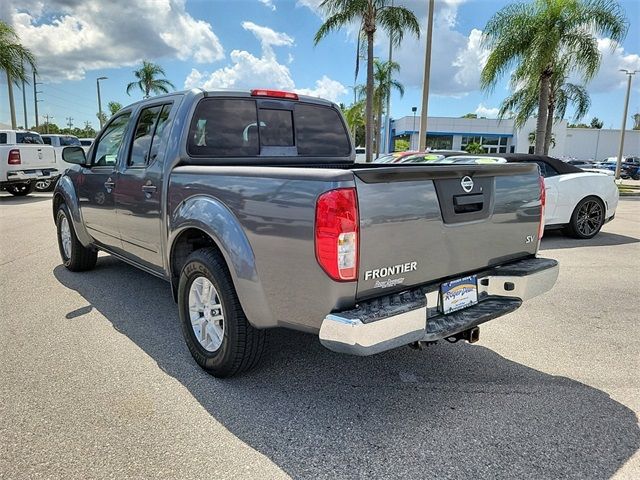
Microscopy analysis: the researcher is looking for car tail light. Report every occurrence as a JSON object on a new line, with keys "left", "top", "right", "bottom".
{"left": 315, "top": 188, "right": 359, "bottom": 281}
{"left": 251, "top": 89, "right": 299, "bottom": 100}
{"left": 538, "top": 176, "right": 546, "bottom": 242}
{"left": 8, "top": 149, "right": 21, "bottom": 165}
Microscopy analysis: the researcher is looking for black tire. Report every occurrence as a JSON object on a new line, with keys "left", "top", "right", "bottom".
{"left": 7, "top": 182, "right": 35, "bottom": 196}
{"left": 56, "top": 203, "right": 98, "bottom": 271}
{"left": 178, "top": 248, "right": 267, "bottom": 378}
{"left": 564, "top": 196, "right": 605, "bottom": 239}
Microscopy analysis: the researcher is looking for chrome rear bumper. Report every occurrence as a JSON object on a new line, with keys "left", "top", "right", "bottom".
{"left": 319, "top": 257, "right": 559, "bottom": 356}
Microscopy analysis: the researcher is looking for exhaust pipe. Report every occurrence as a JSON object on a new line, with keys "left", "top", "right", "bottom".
{"left": 445, "top": 326, "right": 480, "bottom": 344}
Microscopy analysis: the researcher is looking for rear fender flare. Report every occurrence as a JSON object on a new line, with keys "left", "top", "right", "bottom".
{"left": 168, "top": 195, "right": 275, "bottom": 328}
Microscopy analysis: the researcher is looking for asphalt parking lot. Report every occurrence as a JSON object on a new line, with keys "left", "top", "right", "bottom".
{"left": 1, "top": 193, "right": 639, "bottom": 479}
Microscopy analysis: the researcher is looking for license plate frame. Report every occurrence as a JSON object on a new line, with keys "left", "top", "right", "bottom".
{"left": 440, "top": 275, "right": 478, "bottom": 314}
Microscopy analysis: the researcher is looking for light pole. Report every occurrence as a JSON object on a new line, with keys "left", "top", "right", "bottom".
{"left": 615, "top": 69, "right": 637, "bottom": 180}
{"left": 96, "top": 76, "right": 108, "bottom": 128}
{"left": 418, "top": 0, "right": 435, "bottom": 151}
{"left": 383, "top": 0, "right": 394, "bottom": 155}
{"left": 33, "top": 71, "right": 42, "bottom": 128}
{"left": 411, "top": 106, "right": 417, "bottom": 150}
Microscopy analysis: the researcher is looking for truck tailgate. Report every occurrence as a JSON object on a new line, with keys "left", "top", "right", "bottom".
{"left": 354, "top": 163, "right": 542, "bottom": 300}
{"left": 10, "top": 145, "right": 56, "bottom": 167}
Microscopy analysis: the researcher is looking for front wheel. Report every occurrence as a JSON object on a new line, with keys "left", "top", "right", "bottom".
{"left": 564, "top": 197, "right": 605, "bottom": 239}
{"left": 6, "top": 182, "right": 35, "bottom": 196}
{"left": 178, "top": 248, "right": 267, "bottom": 378}
{"left": 56, "top": 204, "right": 98, "bottom": 271}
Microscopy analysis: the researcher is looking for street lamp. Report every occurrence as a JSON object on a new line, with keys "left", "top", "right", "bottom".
{"left": 411, "top": 106, "right": 417, "bottom": 150}
{"left": 96, "top": 76, "right": 108, "bottom": 128}
{"left": 615, "top": 69, "right": 638, "bottom": 180}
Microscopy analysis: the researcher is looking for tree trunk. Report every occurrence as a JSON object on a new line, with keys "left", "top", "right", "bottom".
{"left": 7, "top": 72, "right": 17, "bottom": 129}
{"left": 375, "top": 107, "right": 382, "bottom": 158}
{"left": 535, "top": 71, "right": 551, "bottom": 155}
{"left": 543, "top": 102, "right": 554, "bottom": 155}
{"left": 364, "top": 31, "right": 374, "bottom": 163}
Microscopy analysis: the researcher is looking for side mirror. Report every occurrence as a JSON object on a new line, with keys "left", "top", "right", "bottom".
{"left": 62, "top": 146, "right": 87, "bottom": 166}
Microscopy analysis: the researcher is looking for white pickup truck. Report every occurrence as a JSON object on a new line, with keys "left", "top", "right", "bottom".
{"left": 0, "top": 130, "right": 57, "bottom": 196}
{"left": 40, "top": 134, "right": 84, "bottom": 191}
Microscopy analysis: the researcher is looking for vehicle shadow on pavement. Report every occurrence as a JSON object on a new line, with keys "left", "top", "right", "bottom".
{"left": 541, "top": 230, "right": 639, "bottom": 250}
{"left": 0, "top": 193, "right": 53, "bottom": 205}
{"left": 54, "top": 258, "right": 640, "bottom": 479}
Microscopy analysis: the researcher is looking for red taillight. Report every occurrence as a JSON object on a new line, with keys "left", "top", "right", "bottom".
{"left": 251, "top": 89, "right": 299, "bottom": 100}
{"left": 8, "top": 149, "right": 21, "bottom": 165}
{"left": 315, "top": 188, "right": 359, "bottom": 281}
{"left": 538, "top": 176, "right": 546, "bottom": 241}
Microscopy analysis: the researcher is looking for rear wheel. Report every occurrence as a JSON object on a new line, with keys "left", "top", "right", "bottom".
{"left": 178, "top": 248, "right": 267, "bottom": 378}
{"left": 7, "top": 182, "right": 35, "bottom": 196}
{"left": 56, "top": 204, "right": 98, "bottom": 271}
{"left": 564, "top": 197, "right": 605, "bottom": 239}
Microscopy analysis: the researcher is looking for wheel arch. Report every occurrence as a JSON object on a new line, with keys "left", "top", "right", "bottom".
{"left": 167, "top": 195, "right": 275, "bottom": 329}
{"left": 52, "top": 176, "right": 93, "bottom": 247}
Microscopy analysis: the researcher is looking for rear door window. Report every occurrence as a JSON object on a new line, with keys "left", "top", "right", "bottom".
{"left": 295, "top": 104, "right": 350, "bottom": 156}
{"left": 129, "top": 105, "right": 163, "bottom": 167}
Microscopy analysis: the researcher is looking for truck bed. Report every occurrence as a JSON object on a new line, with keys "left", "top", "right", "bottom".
{"left": 168, "top": 161, "right": 541, "bottom": 331}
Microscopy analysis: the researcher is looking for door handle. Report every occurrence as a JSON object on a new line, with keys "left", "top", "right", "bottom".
{"left": 142, "top": 182, "right": 157, "bottom": 198}
{"left": 104, "top": 178, "right": 115, "bottom": 191}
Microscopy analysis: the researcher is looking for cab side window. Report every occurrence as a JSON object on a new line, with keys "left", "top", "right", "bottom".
{"left": 93, "top": 113, "right": 132, "bottom": 167}
{"left": 148, "top": 104, "right": 172, "bottom": 164}
{"left": 129, "top": 106, "right": 162, "bottom": 167}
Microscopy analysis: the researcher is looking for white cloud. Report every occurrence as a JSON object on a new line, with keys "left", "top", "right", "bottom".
{"left": 183, "top": 22, "right": 346, "bottom": 103}
{"left": 389, "top": 2, "right": 489, "bottom": 96}
{"left": 259, "top": 0, "right": 276, "bottom": 11}
{"left": 475, "top": 103, "right": 499, "bottom": 118}
{"left": 296, "top": 75, "right": 348, "bottom": 102}
{"left": 299, "top": 0, "right": 486, "bottom": 97}
{"left": 586, "top": 38, "right": 640, "bottom": 92}
{"left": 3, "top": 0, "right": 224, "bottom": 81}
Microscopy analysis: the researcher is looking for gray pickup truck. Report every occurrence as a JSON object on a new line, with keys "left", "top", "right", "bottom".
{"left": 53, "top": 89, "right": 558, "bottom": 377}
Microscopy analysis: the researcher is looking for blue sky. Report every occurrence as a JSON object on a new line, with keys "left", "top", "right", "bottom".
{"left": 1, "top": 0, "right": 639, "bottom": 130}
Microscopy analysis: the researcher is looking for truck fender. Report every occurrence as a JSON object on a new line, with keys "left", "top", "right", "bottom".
{"left": 52, "top": 175, "right": 93, "bottom": 248}
{"left": 168, "top": 195, "right": 275, "bottom": 329}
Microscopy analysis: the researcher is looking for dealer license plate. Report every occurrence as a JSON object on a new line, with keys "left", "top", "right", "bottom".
{"left": 440, "top": 275, "right": 478, "bottom": 314}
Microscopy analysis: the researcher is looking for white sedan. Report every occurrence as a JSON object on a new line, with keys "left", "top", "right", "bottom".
{"left": 426, "top": 154, "right": 619, "bottom": 239}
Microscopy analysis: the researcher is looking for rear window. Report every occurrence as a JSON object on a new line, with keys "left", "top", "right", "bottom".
{"left": 60, "top": 136, "right": 81, "bottom": 146}
{"left": 295, "top": 104, "right": 350, "bottom": 156}
{"left": 188, "top": 98, "right": 259, "bottom": 157}
{"left": 16, "top": 132, "right": 43, "bottom": 144}
{"left": 187, "top": 98, "right": 350, "bottom": 157}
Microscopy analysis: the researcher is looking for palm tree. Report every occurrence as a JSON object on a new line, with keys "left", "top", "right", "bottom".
{"left": 372, "top": 60, "right": 403, "bottom": 156}
{"left": 343, "top": 100, "right": 365, "bottom": 142}
{"left": 314, "top": 0, "right": 419, "bottom": 162}
{"left": 107, "top": 101, "right": 122, "bottom": 116}
{"left": 500, "top": 68, "right": 590, "bottom": 154}
{"left": 126, "top": 60, "right": 175, "bottom": 98}
{"left": 481, "top": 0, "right": 627, "bottom": 154}
{"left": 0, "top": 20, "right": 36, "bottom": 129}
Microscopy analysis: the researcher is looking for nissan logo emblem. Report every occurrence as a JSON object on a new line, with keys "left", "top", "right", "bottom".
{"left": 461, "top": 176, "right": 474, "bottom": 193}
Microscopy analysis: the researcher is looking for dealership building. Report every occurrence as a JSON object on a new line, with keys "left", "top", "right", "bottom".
{"left": 389, "top": 115, "right": 640, "bottom": 160}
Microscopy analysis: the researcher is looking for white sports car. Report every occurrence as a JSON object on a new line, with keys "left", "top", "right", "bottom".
{"left": 424, "top": 154, "right": 619, "bottom": 239}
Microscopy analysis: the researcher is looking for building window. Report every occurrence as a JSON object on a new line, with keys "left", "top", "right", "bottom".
{"left": 426, "top": 135, "right": 453, "bottom": 149}
{"left": 460, "top": 135, "right": 510, "bottom": 153}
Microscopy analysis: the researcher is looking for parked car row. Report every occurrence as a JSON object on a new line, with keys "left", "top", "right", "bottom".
{"left": 0, "top": 130, "right": 94, "bottom": 195}
{"left": 374, "top": 151, "right": 619, "bottom": 239}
